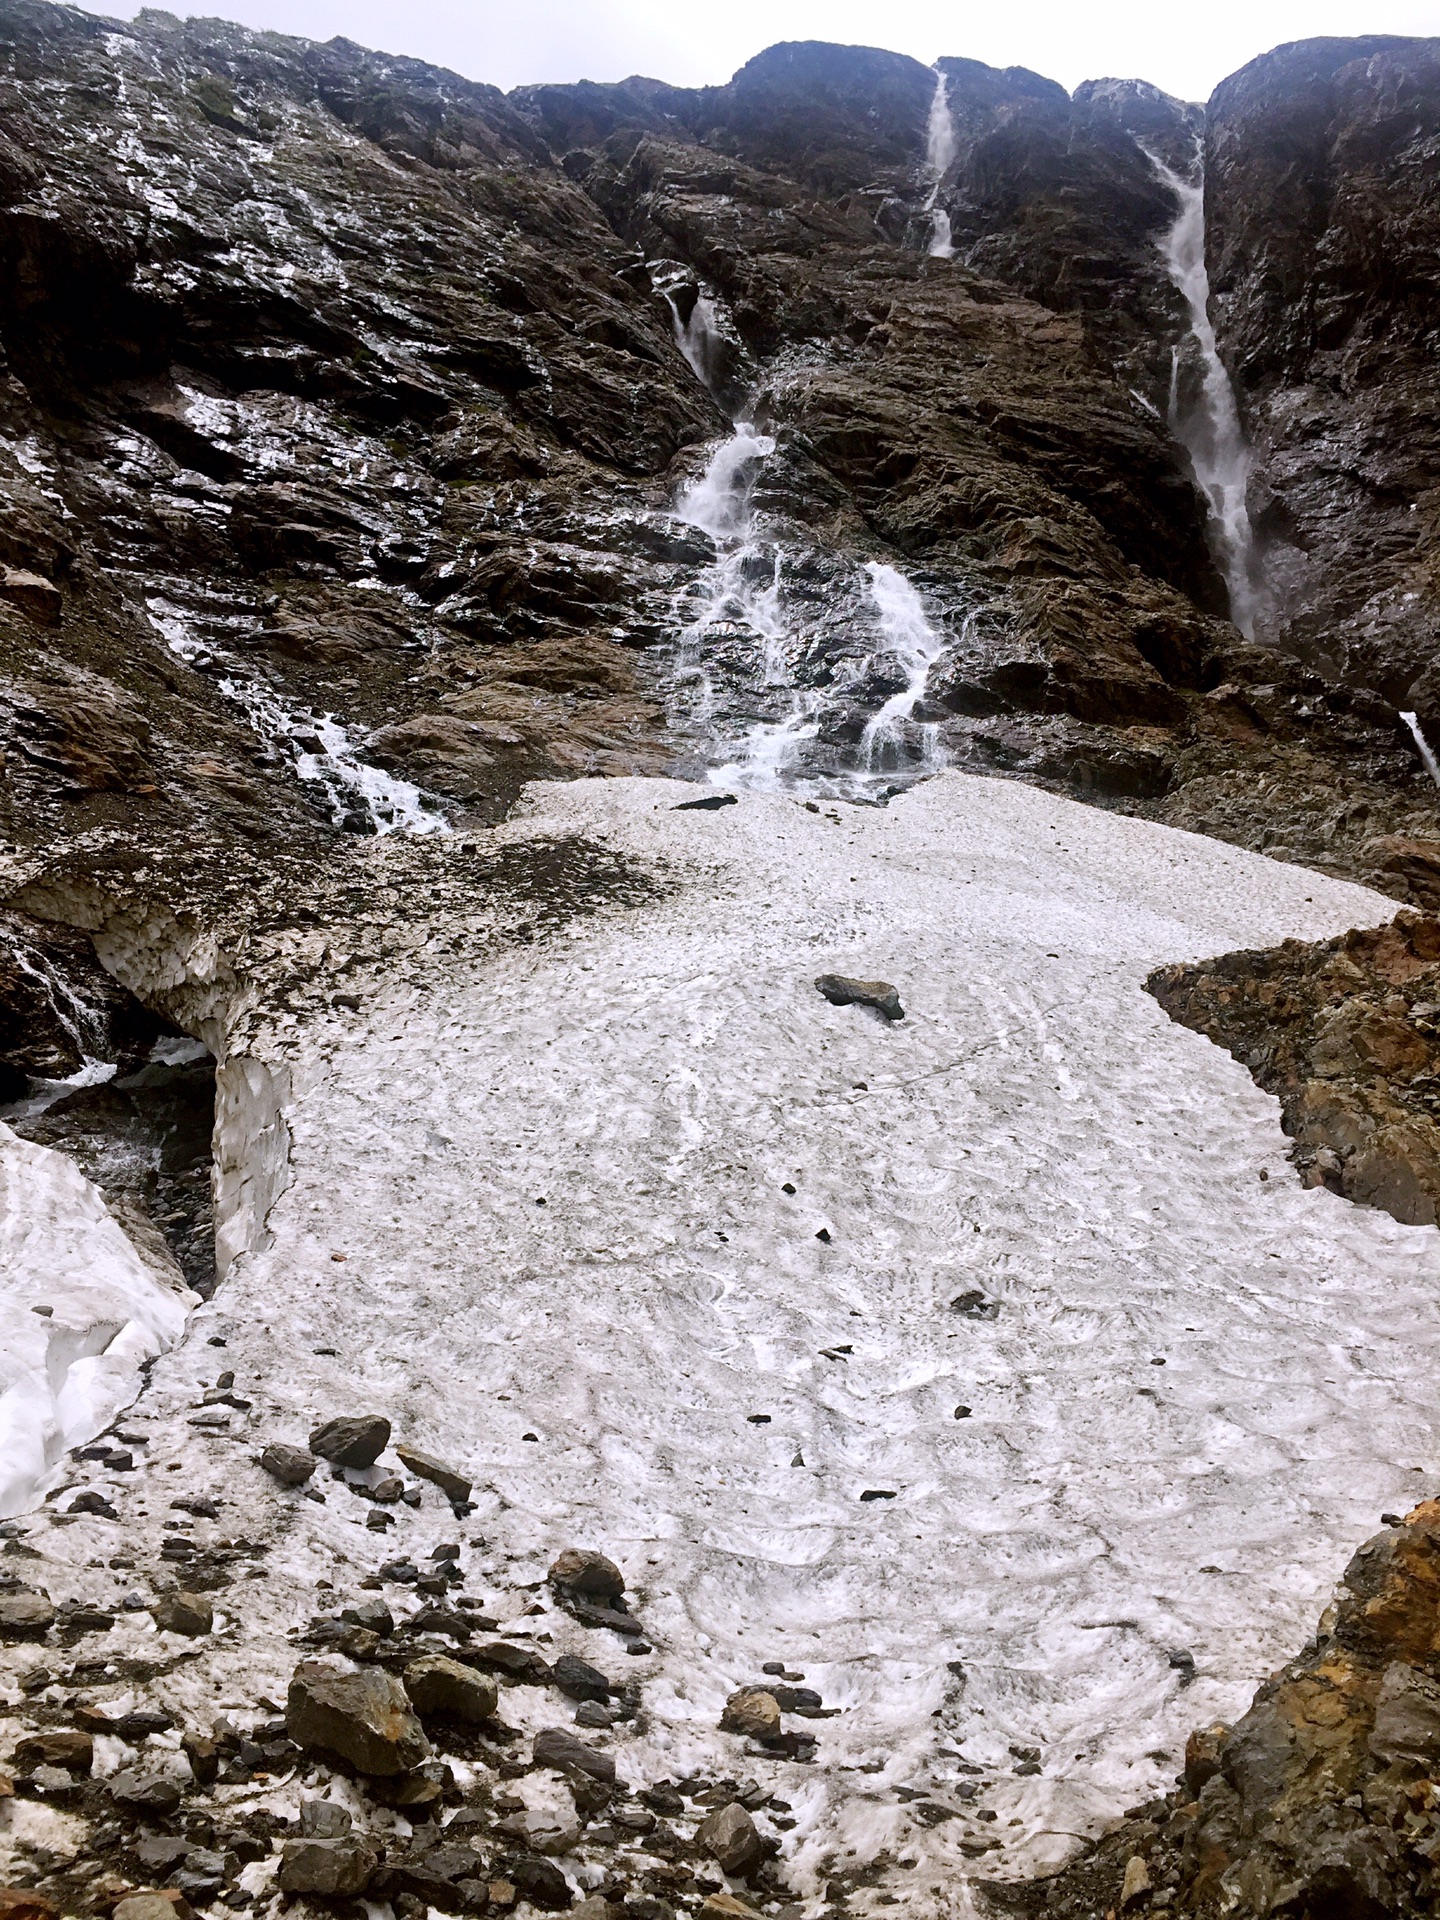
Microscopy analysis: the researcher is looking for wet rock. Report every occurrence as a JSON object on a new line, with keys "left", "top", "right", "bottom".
{"left": 13, "top": 1731, "right": 92, "bottom": 1773}
{"left": 814, "top": 974, "right": 904, "bottom": 1021}
{"left": 259, "top": 1442, "right": 317, "bottom": 1486}
{"left": 286, "top": 1658, "right": 431, "bottom": 1775}
{"left": 553, "top": 1652, "right": 612, "bottom": 1701}
{"left": 309, "top": 1415, "right": 392, "bottom": 1467}
{"left": 392, "top": 1443, "right": 471, "bottom": 1501}
{"left": 405, "top": 1655, "right": 499, "bottom": 1723}
{"left": 672, "top": 793, "right": 738, "bottom": 811}
{"left": 278, "top": 1837, "right": 378, "bottom": 1895}
{"left": 152, "top": 1591, "right": 214, "bottom": 1636}
{"left": 108, "top": 1767, "right": 184, "bottom": 1813}
{"left": 720, "top": 1688, "right": 781, "bottom": 1742}
{"left": 532, "top": 1726, "right": 617, "bottom": 1785}
{"left": 695, "top": 1801, "right": 763, "bottom": 1877}
{"left": 0, "top": 1592, "right": 55, "bottom": 1639}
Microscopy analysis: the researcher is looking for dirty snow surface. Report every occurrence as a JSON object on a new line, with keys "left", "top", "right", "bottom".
{"left": 15, "top": 772, "right": 1440, "bottom": 1912}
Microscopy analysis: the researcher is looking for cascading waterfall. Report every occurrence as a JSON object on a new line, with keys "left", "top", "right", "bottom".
{"left": 923, "top": 69, "right": 956, "bottom": 259}
{"left": 1146, "top": 150, "right": 1264, "bottom": 639}
{"left": 668, "top": 428, "right": 956, "bottom": 795}
{"left": 1401, "top": 711, "right": 1440, "bottom": 790}
{"left": 860, "top": 563, "right": 952, "bottom": 770}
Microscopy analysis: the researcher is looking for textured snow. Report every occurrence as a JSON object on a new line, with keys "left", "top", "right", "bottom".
{"left": 166, "top": 772, "right": 1439, "bottom": 1900}
{"left": 0, "top": 1123, "right": 195, "bottom": 1519}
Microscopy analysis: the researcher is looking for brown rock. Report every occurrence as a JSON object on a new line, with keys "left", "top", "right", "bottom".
{"left": 286, "top": 1659, "right": 430, "bottom": 1775}
{"left": 1120, "top": 1855, "right": 1151, "bottom": 1907}
{"left": 0, "top": 569, "right": 61, "bottom": 626}
{"left": 699, "top": 1897, "right": 754, "bottom": 1920}
{"left": 0, "top": 1592, "right": 56, "bottom": 1639}
{"left": 719, "top": 1688, "right": 781, "bottom": 1742}
{"left": 547, "top": 1548, "right": 625, "bottom": 1604}
{"left": 404, "top": 1655, "right": 498, "bottom": 1723}
{"left": 277, "top": 1837, "right": 378, "bottom": 1895}
{"left": 394, "top": 1443, "right": 472, "bottom": 1501}
{"left": 151, "top": 1592, "right": 213, "bottom": 1636}
{"left": 13, "top": 1730, "right": 92, "bottom": 1774}
{"left": 112, "top": 1896, "right": 193, "bottom": 1920}
{"left": 1182, "top": 1721, "right": 1229, "bottom": 1797}
{"left": 814, "top": 973, "right": 904, "bottom": 1021}
{"left": 309, "top": 1415, "right": 391, "bottom": 1467}
{"left": 696, "top": 1801, "right": 763, "bottom": 1878}
{"left": 258, "top": 1442, "right": 317, "bottom": 1486}
{"left": 0, "top": 1893, "right": 58, "bottom": 1920}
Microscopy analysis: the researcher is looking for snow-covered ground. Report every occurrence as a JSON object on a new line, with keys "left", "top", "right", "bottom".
{"left": 8, "top": 772, "right": 1440, "bottom": 1912}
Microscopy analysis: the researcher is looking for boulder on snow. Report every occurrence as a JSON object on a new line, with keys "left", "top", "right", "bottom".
{"left": 394, "top": 1442, "right": 472, "bottom": 1501}
{"left": 814, "top": 973, "right": 904, "bottom": 1021}
{"left": 0, "top": 1592, "right": 56, "bottom": 1640}
{"left": 404, "top": 1654, "right": 498, "bottom": 1723}
{"left": 720, "top": 1687, "right": 781, "bottom": 1741}
{"left": 152, "top": 1591, "right": 213, "bottom": 1636}
{"left": 552, "top": 1652, "right": 611, "bottom": 1702}
{"left": 14, "top": 1731, "right": 92, "bottom": 1774}
{"left": 258, "top": 1442, "right": 317, "bottom": 1486}
{"left": 108, "top": 1767, "right": 183, "bottom": 1813}
{"left": 286, "top": 1659, "right": 430, "bottom": 1775}
{"left": 548, "top": 1547, "right": 625, "bottom": 1604}
{"left": 308, "top": 1414, "right": 391, "bottom": 1467}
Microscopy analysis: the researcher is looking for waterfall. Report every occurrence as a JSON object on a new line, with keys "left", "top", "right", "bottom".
{"left": 1401, "top": 712, "right": 1440, "bottom": 790}
{"left": 923, "top": 70, "right": 956, "bottom": 259}
{"left": 1146, "top": 150, "right": 1264, "bottom": 640}
{"left": 859, "top": 564, "right": 951, "bottom": 770}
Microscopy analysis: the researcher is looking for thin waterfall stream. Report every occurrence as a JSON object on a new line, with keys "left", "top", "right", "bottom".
{"left": 923, "top": 70, "right": 956, "bottom": 258}
{"left": 1146, "top": 149, "right": 1265, "bottom": 638}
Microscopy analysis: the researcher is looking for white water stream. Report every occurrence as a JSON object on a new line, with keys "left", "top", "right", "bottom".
{"left": 1146, "top": 153, "right": 1264, "bottom": 639}
{"left": 923, "top": 71, "right": 956, "bottom": 259}
{"left": 670, "top": 430, "right": 958, "bottom": 796}
{"left": 1401, "top": 711, "right": 1440, "bottom": 789}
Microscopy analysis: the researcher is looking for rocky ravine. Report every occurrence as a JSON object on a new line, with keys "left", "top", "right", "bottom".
{"left": 3, "top": 8, "right": 1440, "bottom": 1920}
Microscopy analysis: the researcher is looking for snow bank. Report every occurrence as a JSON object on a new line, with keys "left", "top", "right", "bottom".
{"left": 0, "top": 1123, "right": 195, "bottom": 1518}
{"left": 82, "top": 773, "right": 1440, "bottom": 1902}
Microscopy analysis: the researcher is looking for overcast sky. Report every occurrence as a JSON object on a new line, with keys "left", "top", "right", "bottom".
{"left": 113, "top": 0, "right": 1440, "bottom": 102}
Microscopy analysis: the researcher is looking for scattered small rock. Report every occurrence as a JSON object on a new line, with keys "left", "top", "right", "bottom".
{"left": 108, "top": 1767, "right": 183, "bottom": 1813}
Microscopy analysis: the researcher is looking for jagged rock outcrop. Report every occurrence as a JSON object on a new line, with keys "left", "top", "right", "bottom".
{"left": 1205, "top": 36, "right": 1440, "bottom": 703}
{"left": 1148, "top": 910, "right": 1440, "bottom": 1226}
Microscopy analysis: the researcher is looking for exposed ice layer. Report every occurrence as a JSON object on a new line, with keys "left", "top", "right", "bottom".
{"left": 191, "top": 774, "right": 1437, "bottom": 1904}
{"left": 0, "top": 1123, "right": 195, "bottom": 1518}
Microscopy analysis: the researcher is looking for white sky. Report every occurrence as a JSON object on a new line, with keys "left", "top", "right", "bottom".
{"left": 116, "top": 0, "right": 1440, "bottom": 102}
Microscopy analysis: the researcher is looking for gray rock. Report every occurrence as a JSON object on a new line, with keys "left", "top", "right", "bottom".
{"left": 259, "top": 1442, "right": 317, "bottom": 1486}
{"left": 152, "top": 1591, "right": 214, "bottom": 1636}
{"left": 575, "top": 1702, "right": 614, "bottom": 1728}
{"left": 533, "top": 1726, "right": 616, "bottom": 1784}
{"left": 299, "top": 1799, "right": 353, "bottom": 1837}
{"left": 553, "top": 1652, "right": 611, "bottom": 1701}
{"left": 0, "top": 1590, "right": 56, "bottom": 1639}
{"left": 108, "top": 1767, "right": 184, "bottom": 1813}
{"left": 278, "top": 1836, "right": 378, "bottom": 1895}
{"left": 1370, "top": 1660, "right": 1440, "bottom": 1764}
{"left": 696, "top": 1800, "right": 763, "bottom": 1877}
{"left": 309, "top": 1414, "right": 391, "bottom": 1467}
{"left": 405, "top": 1654, "right": 498, "bottom": 1723}
{"left": 342, "top": 1598, "right": 395, "bottom": 1634}
{"left": 511, "top": 1856, "right": 573, "bottom": 1910}
{"left": 814, "top": 973, "right": 904, "bottom": 1021}
{"left": 287, "top": 1658, "right": 430, "bottom": 1775}
{"left": 395, "top": 1443, "right": 472, "bottom": 1501}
